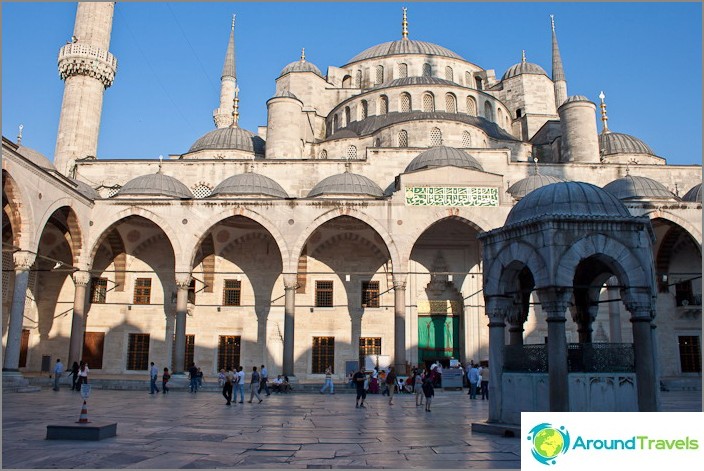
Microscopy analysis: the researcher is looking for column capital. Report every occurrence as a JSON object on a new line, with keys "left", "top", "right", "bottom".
{"left": 283, "top": 274, "right": 298, "bottom": 290}
{"left": 624, "top": 301, "right": 655, "bottom": 320}
{"left": 392, "top": 273, "right": 407, "bottom": 290}
{"left": 537, "top": 287, "right": 572, "bottom": 319}
{"left": 485, "top": 296, "right": 513, "bottom": 324}
{"left": 72, "top": 270, "right": 91, "bottom": 287}
{"left": 506, "top": 308, "right": 528, "bottom": 326}
{"left": 12, "top": 251, "right": 35, "bottom": 271}
{"left": 175, "top": 273, "right": 192, "bottom": 289}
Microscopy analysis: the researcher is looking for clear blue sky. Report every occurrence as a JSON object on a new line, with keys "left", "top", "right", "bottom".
{"left": 2, "top": 2, "right": 702, "bottom": 165}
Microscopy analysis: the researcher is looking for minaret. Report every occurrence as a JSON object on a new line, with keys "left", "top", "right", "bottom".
{"left": 213, "top": 15, "right": 237, "bottom": 128}
{"left": 54, "top": 2, "right": 118, "bottom": 176}
{"left": 551, "top": 15, "right": 568, "bottom": 107}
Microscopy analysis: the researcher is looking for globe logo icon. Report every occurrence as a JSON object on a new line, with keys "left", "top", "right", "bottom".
{"left": 527, "top": 423, "right": 570, "bottom": 465}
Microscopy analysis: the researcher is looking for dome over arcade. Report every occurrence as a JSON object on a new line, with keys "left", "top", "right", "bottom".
{"left": 405, "top": 146, "right": 484, "bottom": 173}
{"left": 602, "top": 175, "right": 676, "bottom": 201}
{"left": 211, "top": 172, "right": 288, "bottom": 198}
{"left": 70, "top": 178, "right": 100, "bottom": 199}
{"left": 347, "top": 39, "right": 464, "bottom": 64}
{"left": 17, "top": 145, "right": 55, "bottom": 171}
{"left": 279, "top": 49, "right": 323, "bottom": 78}
{"left": 505, "top": 181, "right": 631, "bottom": 226}
{"left": 507, "top": 174, "right": 566, "bottom": 200}
{"left": 116, "top": 173, "right": 192, "bottom": 199}
{"left": 189, "top": 126, "right": 265, "bottom": 155}
{"left": 682, "top": 183, "right": 702, "bottom": 202}
{"left": 308, "top": 171, "right": 384, "bottom": 198}
{"left": 599, "top": 131, "right": 654, "bottom": 156}
{"left": 501, "top": 53, "right": 548, "bottom": 80}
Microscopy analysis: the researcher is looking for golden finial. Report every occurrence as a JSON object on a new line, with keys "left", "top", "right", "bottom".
{"left": 550, "top": 14, "right": 555, "bottom": 32}
{"left": 598, "top": 91, "right": 609, "bottom": 133}
{"left": 301, "top": 48, "right": 306, "bottom": 62}
{"left": 522, "top": 50, "right": 526, "bottom": 63}
{"left": 17, "top": 124, "right": 23, "bottom": 145}
{"left": 402, "top": 7, "right": 409, "bottom": 40}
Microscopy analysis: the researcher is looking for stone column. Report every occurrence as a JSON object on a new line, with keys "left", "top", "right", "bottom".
{"left": 539, "top": 288, "right": 572, "bottom": 412}
{"left": 172, "top": 274, "right": 191, "bottom": 374}
{"left": 625, "top": 301, "right": 658, "bottom": 411}
{"left": 506, "top": 305, "right": 527, "bottom": 346}
{"left": 3, "top": 251, "right": 35, "bottom": 372}
{"left": 485, "top": 296, "right": 510, "bottom": 423}
{"left": 393, "top": 275, "right": 407, "bottom": 374}
{"left": 68, "top": 270, "right": 91, "bottom": 365}
{"left": 572, "top": 304, "right": 598, "bottom": 343}
{"left": 282, "top": 274, "right": 297, "bottom": 377}
{"left": 607, "top": 278, "right": 622, "bottom": 342}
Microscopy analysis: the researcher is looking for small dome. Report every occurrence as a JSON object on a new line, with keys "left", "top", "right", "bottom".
{"left": 682, "top": 183, "right": 702, "bottom": 202}
{"left": 308, "top": 172, "right": 384, "bottom": 198}
{"left": 562, "top": 95, "right": 591, "bottom": 105}
{"left": 599, "top": 131, "right": 654, "bottom": 156}
{"left": 507, "top": 174, "right": 567, "bottom": 200}
{"left": 17, "top": 145, "right": 55, "bottom": 170}
{"left": 274, "top": 90, "right": 298, "bottom": 99}
{"left": 189, "top": 127, "right": 265, "bottom": 155}
{"left": 506, "top": 181, "right": 631, "bottom": 226}
{"left": 211, "top": 173, "right": 288, "bottom": 198}
{"left": 501, "top": 61, "right": 548, "bottom": 80}
{"left": 117, "top": 173, "right": 192, "bottom": 199}
{"left": 279, "top": 59, "right": 323, "bottom": 78}
{"left": 602, "top": 175, "right": 676, "bottom": 200}
{"left": 405, "top": 146, "right": 484, "bottom": 173}
{"left": 70, "top": 179, "right": 100, "bottom": 199}
{"left": 347, "top": 39, "right": 463, "bottom": 64}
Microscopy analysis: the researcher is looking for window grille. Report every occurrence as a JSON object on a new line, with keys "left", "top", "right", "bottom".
{"left": 422, "top": 63, "right": 432, "bottom": 77}
{"left": 345, "top": 107, "right": 351, "bottom": 125}
{"left": 355, "top": 70, "right": 362, "bottom": 88}
{"left": 445, "top": 66, "right": 454, "bottom": 81}
{"left": 361, "top": 100, "right": 368, "bottom": 119}
{"left": 172, "top": 334, "right": 195, "bottom": 371}
{"left": 316, "top": 280, "right": 333, "bottom": 307}
{"left": 400, "top": 93, "right": 411, "bottom": 113}
{"left": 223, "top": 279, "right": 241, "bottom": 306}
{"left": 359, "top": 337, "right": 382, "bottom": 368}
{"left": 679, "top": 336, "right": 702, "bottom": 373}
{"left": 312, "top": 337, "right": 335, "bottom": 374}
{"left": 106, "top": 186, "right": 120, "bottom": 198}
{"left": 462, "top": 131, "right": 472, "bottom": 147}
{"left": 192, "top": 184, "right": 212, "bottom": 199}
{"left": 218, "top": 335, "right": 241, "bottom": 371}
{"left": 398, "top": 63, "right": 408, "bottom": 78}
{"left": 333, "top": 114, "right": 339, "bottom": 131}
{"left": 375, "top": 65, "right": 384, "bottom": 84}
{"left": 430, "top": 127, "right": 442, "bottom": 146}
{"left": 126, "top": 333, "right": 150, "bottom": 370}
{"left": 347, "top": 146, "right": 357, "bottom": 160}
{"left": 379, "top": 96, "right": 388, "bottom": 115}
{"left": 319, "top": 149, "right": 328, "bottom": 160}
{"left": 465, "top": 71, "right": 472, "bottom": 87}
{"left": 361, "top": 281, "right": 380, "bottom": 308}
{"left": 2, "top": 251, "right": 12, "bottom": 301}
{"left": 466, "top": 96, "right": 477, "bottom": 116}
{"left": 484, "top": 102, "right": 494, "bottom": 121}
{"left": 133, "top": 278, "right": 151, "bottom": 304}
{"left": 90, "top": 277, "right": 108, "bottom": 304}
{"left": 422, "top": 93, "right": 435, "bottom": 112}
{"left": 445, "top": 93, "right": 457, "bottom": 113}
{"left": 398, "top": 130, "right": 408, "bottom": 148}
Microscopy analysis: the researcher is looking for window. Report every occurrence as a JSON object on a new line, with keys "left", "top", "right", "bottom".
{"left": 497, "top": 108, "right": 504, "bottom": 127}
{"left": 422, "top": 63, "right": 432, "bottom": 77}
{"left": 379, "top": 95, "right": 388, "bottom": 115}
{"left": 90, "top": 277, "right": 108, "bottom": 304}
{"left": 400, "top": 93, "right": 411, "bottom": 113}
{"left": 422, "top": 93, "right": 435, "bottom": 112}
{"left": 106, "top": 186, "right": 121, "bottom": 198}
{"left": 223, "top": 279, "right": 241, "bottom": 306}
{"left": 192, "top": 184, "right": 212, "bottom": 199}
{"left": 333, "top": 114, "right": 339, "bottom": 131}
{"left": 430, "top": 127, "right": 442, "bottom": 146}
{"left": 133, "top": 278, "right": 151, "bottom": 305}
{"left": 484, "top": 102, "right": 494, "bottom": 121}
{"left": 345, "top": 107, "right": 351, "bottom": 125}
{"left": 312, "top": 337, "right": 334, "bottom": 374}
{"left": 361, "top": 100, "right": 368, "bottom": 119}
{"left": 678, "top": 336, "right": 701, "bottom": 373}
{"left": 361, "top": 281, "right": 380, "bottom": 308}
{"left": 173, "top": 334, "right": 195, "bottom": 371}
{"left": 398, "top": 130, "right": 409, "bottom": 148}
{"left": 319, "top": 149, "right": 328, "bottom": 160}
{"left": 465, "top": 71, "right": 472, "bottom": 87}
{"left": 466, "top": 96, "right": 477, "bottom": 116}
{"left": 475, "top": 77, "right": 483, "bottom": 90}
{"left": 218, "top": 335, "right": 241, "bottom": 371}
{"left": 445, "top": 93, "right": 457, "bottom": 113}
{"left": 398, "top": 63, "right": 408, "bottom": 78}
{"left": 516, "top": 108, "right": 523, "bottom": 118}
{"left": 347, "top": 145, "right": 357, "bottom": 160}
{"left": 187, "top": 279, "right": 196, "bottom": 305}
{"left": 445, "top": 66, "right": 454, "bottom": 81}
{"left": 355, "top": 70, "right": 362, "bottom": 88}
{"left": 675, "top": 280, "right": 694, "bottom": 306}
{"left": 82, "top": 332, "right": 105, "bottom": 369}
{"left": 375, "top": 65, "right": 384, "bottom": 84}
{"left": 19, "top": 329, "right": 29, "bottom": 368}
{"left": 359, "top": 337, "right": 382, "bottom": 368}
{"left": 342, "top": 75, "right": 352, "bottom": 88}
{"left": 462, "top": 131, "right": 472, "bottom": 147}
{"left": 315, "top": 280, "right": 333, "bottom": 307}
{"left": 127, "top": 333, "right": 150, "bottom": 370}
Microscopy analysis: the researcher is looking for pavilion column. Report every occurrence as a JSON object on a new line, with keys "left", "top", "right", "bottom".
{"left": 572, "top": 304, "right": 598, "bottom": 343}
{"left": 172, "top": 273, "right": 191, "bottom": 375}
{"left": 485, "top": 296, "right": 510, "bottom": 423}
{"left": 607, "top": 278, "right": 622, "bottom": 342}
{"left": 539, "top": 288, "right": 572, "bottom": 412}
{"left": 3, "top": 251, "right": 35, "bottom": 372}
{"left": 625, "top": 300, "right": 658, "bottom": 411}
{"left": 506, "top": 306, "right": 527, "bottom": 346}
{"left": 282, "top": 274, "right": 297, "bottom": 377}
{"left": 393, "top": 275, "right": 407, "bottom": 374}
{"left": 68, "top": 270, "right": 91, "bottom": 365}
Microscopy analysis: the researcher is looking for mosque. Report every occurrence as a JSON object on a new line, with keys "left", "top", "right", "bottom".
{"left": 2, "top": 3, "right": 701, "bottom": 420}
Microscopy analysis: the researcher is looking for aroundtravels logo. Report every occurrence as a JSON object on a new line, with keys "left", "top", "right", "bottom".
{"left": 526, "top": 423, "right": 571, "bottom": 465}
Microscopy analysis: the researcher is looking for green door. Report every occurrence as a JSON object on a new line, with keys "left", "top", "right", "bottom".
{"left": 418, "top": 315, "right": 459, "bottom": 363}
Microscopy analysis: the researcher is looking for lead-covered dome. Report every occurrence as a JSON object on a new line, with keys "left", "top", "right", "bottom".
{"left": 117, "top": 173, "right": 192, "bottom": 199}
{"left": 211, "top": 173, "right": 288, "bottom": 198}
{"left": 70, "top": 179, "right": 100, "bottom": 199}
{"left": 502, "top": 61, "right": 548, "bottom": 80}
{"left": 308, "top": 172, "right": 384, "bottom": 198}
{"left": 507, "top": 174, "right": 566, "bottom": 200}
{"left": 602, "top": 175, "right": 676, "bottom": 200}
{"left": 17, "top": 145, "right": 55, "bottom": 170}
{"left": 405, "top": 146, "right": 484, "bottom": 173}
{"left": 599, "top": 131, "right": 654, "bottom": 156}
{"left": 506, "top": 181, "right": 631, "bottom": 226}
{"left": 682, "top": 183, "right": 702, "bottom": 202}
{"left": 347, "top": 39, "right": 463, "bottom": 64}
{"left": 189, "top": 127, "right": 265, "bottom": 155}
{"left": 279, "top": 58, "right": 323, "bottom": 78}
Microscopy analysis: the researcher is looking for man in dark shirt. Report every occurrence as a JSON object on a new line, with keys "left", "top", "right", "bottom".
{"left": 353, "top": 367, "right": 367, "bottom": 408}
{"left": 188, "top": 363, "right": 198, "bottom": 393}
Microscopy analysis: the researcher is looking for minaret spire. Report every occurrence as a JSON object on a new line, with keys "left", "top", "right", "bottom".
{"left": 522, "top": 50, "right": 526, "bottom": 63}
{"left": 402, "top": 7, "right": 409, "bottom": 40}
{"left": 551, "top": 15, "right": 568, "bottom": 107}
{"left": 598, "top": 91, "right": 610, "bottom": 134}
{"left": 214, "top": 14, "right": 238, "bottom": 128}
{"left": 301, "top": 48, "right": 306, "bottom": 62}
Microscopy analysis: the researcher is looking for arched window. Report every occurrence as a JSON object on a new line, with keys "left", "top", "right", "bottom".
{"left": 342, "top": 75, "right": 352, "bottom": 88}
{"left": 445, "top": 93, "right": 457, "bottom": 113}
{"left": 319, "top": 149, "right": 328, "bottom": 159}
{"left": 465, "top": 71, "right": 472, "bottom": 87}
{"left": 475, "top": 77, "right": 483, "bottom": 90}
{"left": 505, "top": 115, "right": 510, "bottom": 129}
{"left": 379, "top": 95, "right": 389, "bottom": 115}
{"left": 484, "top": 102, "right": 494, "bottom": 121}
{"left": 466, "top": 96, "right": 477, "bottom": 116}
{"left": 516, "top": 108, "right": 523, "bottom": 118}
{"left": 361, "top": 100, "right": 368, "bottom": 120}
{"left": 333, "top": 114, "right": 339, "bottom": 131}
{"left": 376, "top": 65, "right": 384, "bottom": 84}
{"left": 192, "top": 184, "right": 212, "bottom": 199}
{"left": 355, "top": 70, "right": 362, "bottom": 88}
{"left": 430, "top": 127, "right": 442, "bottom": 146}
{"left": 422, "top": 63, "right": 432, "bottom": 77}
{"left": 497, "top": 108, "right": 504, "bottom": 126}
{"left": 422, "top": 93, "right": 435, "bottom": 112}
{"left": 462, "top": 131, "right": 472, "bottom": 147}
{"left": 345, "top": 106, "right": 351, "bottom": 125}
{"left": 375, "top": 138, "right": 381, "bottom": 147}
{"left": 400, "top": 93, "right": 411, "bottom": 112}
{"left": 445, "top": 66, "right": 454, "bottom": 81}
{"left": 398, "top": 63, "right": 408, "bottom": 78}
{"left": 398, "top": 130, "right": 408, "bottom": 147}
{"left": 347, "top": 145, "right": 357, "bottom": 160}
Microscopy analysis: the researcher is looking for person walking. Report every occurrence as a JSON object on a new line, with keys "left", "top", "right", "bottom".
{"left": 248, "top": 366, "right": 263, "bottom": 403}
{"left": 196, "top": 367, "right": 204, "bottom": 390}
{"left": 188, "top": 363, "right": 198, "bottom": 393}
{"left": 222, "top": 366, "right": 234, "bottom": 405}
{"left": 149, "top": 362, "right": 160, "bottom": 394}
{"left": 162, "top": 367, "right": 171, "bottom": 394}
{"left": 480, "top": 364, "right": 489, "bottom": 400}
{"left": 385, "top": 366, "right": 397, "bottom": 405}
{"left": 422, "top": 377, "right": 435, "bottom": 412}
{"left": 76, "top": 361, "right": 89, "bottom": 390}
{"left": 468, "top": 363, "right": 480, "bottom": 399}
{"left": 52, "top": 358, "right": 64, "bottom": 391}
{"left": 319, "top": 365, "right": 334, "bottom": 394}
{"left": 258, "top": 364, "right": 271, "bottom": 396}
{"left": 414, "top": 369, "right": 424, "bottom": 407}
{"left": 353, "top": 366, "right": 367, "bottom": 408}
{"left": 235, "top": 366, "right": 245, "bottom": 403}
{"left": 69, "top": 361, "right": 80, "bottom": 391}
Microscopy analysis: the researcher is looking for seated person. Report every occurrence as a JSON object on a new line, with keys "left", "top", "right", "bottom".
{"left": 282, "top": 376, "right": 292, "bottom": 393}
{"left": 272, "top": 375, "right": 284, "bottom": 393}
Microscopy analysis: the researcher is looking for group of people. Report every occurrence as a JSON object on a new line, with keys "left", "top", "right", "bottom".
{"left": 466, "top": 362, "right": 489, "bottom": 400}
{"left": 52, "top": 358, "right": 89, "bottom": 392}
{"left": 351, "top": 366, "right": 436, "bottom": 411}
{"left": 218, "top": 364, "right": 273, "bottom": 405}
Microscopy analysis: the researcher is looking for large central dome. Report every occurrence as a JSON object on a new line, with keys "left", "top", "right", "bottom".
{"left": 347, "top": 39, "right": 464, "bottom": 64}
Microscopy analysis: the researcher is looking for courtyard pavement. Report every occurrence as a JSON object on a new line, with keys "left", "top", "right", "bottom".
{"left": 2, "top": 387, "right": 701, "bottom": 469}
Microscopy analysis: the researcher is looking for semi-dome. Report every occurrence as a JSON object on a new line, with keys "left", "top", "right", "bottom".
{"left": 501, "top": 61, "right": 548, "bottom": 80}
{"left": 279, "top": 58, "right": 323, "bottom": 78}
{"left": 602, "top": 175, "right": 676, "bottom": 200}
{"left": 70, "top": 178, "right": 100, "bottom": 199}
{"left": 189, "top": 127, "right": 265, "bottom": 155}
{"left": 682, "top": 183, "right": 702, "bottom": 202}
{"left": 211, "top": 172, "right": 288, "bottom": 198}
{"left": 17, "top": 145, "right": 55, "bottom": 170}
{"left": 117, "top": 173, "right": 192, "bottom": 199}
{"left": 347, "top": 39, "right": 463, "bottom": 64}
{"left": 505, "top": 181, "right": 631, "bottom": 226}
{"left": 308, "top": 172, "right": 384, "bottom": 198}
{"left": 507, "top": 174, "right": 566, "bottom": 200}
{"left": 405, "top": 146, "right": 484, "bottom": 173}
{"left": 599, "top": 131, "right": 654, "bottom": 156}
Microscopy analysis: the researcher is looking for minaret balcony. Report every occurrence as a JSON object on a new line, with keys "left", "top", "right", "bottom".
{"left": 58, "top": 43, "right": 118, "bottom": 88}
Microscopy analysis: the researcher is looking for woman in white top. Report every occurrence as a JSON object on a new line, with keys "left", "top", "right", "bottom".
{"left": 76, "top": 361, "right": 89, "bottom": 390}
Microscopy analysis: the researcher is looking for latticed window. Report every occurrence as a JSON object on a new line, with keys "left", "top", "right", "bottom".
{"left": 312, "top": 337, "right": 334, "bottom": 374}
{"left": 398, "top": 63, "right": 408, "bottom": 78}
{"left": 2, "top": 251, "right": 12, "bottom": 301}
{"left": 319, "top": 149, "right": 328, "bottom": 160}
{"left": 445, "top": 93, "right": 457, "bottom": 113}
{"left": 400, "top": 93, "right": 411, "bottom": 113}
{"left": 484, "top": 102, "right": 494, "bottom": 121}
{"left": 133, "top": 278, "right": 151, "bottom": 304}
{"left": 423, "top": 63, "right": 432, "bottom": 77}
{"left": 223, "top": 279, "right": 241, "bottom": 306}
{"left": 466, "top": 96, "right": 477, "bottom": 116}
{"left": 192, "top": 184, "right": 212, "bottom": 199}
{"left": 355, "top": 70, "right": 362, "bottom": 88}
{"left": 316, "top": 280, "right": 334, "bottom": 307}
{"left": 462, "top": 131, "right": 472, "bottom": 147}
{"left": 172, "top": 334, "right": 195, "bottom": 371}
{"left": 361, "top": 100, "right": 368, "bottom": 119}
{"left": 422, "top": 93, "right": 435, "bottom": 112}
{"left": 347, "top": 145, "right": 357, "bottom": 160}
{"left": 126, "top": 333, "right": 150, "bottom": 370}
{"left": 90, "top": 277, "right": 108, "bottom": 304}
{"left": 333, "top": 114, "right": 339, "bottom": 131}
{"left": 465, "top": 71, "right": 472, "bottom": 87}
{"left": 445, "top": 66, "right": 454, "bottom": 81}
{"left": 361, "top": 281, "right": 380, "bottom": 308}
{"left": 679, "top": 336, "right": 702, "bottom": 373}
{"left": 398, "top": 130, "right": 409, "bottom": 148}
{"left": 106, "top": 186, "right": 120, "bottom": 198}
{"left": 359, "top": 337, "right": 382, "bottom": 368}
{"left": 375, "top": 65, "right": 384, "bottom": 84}
{"left": 379, "top": 96, "right": 388, "bottom": 115}
{"left": 430, "top": 127, "right": 442, "bottom": 146}
{"left": 218, "top": 335, "right": 241, "bottom": 371}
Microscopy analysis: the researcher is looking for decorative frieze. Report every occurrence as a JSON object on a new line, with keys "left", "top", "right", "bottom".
{"left": 405, "top": 186, "right": 498, "bottom": 207}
